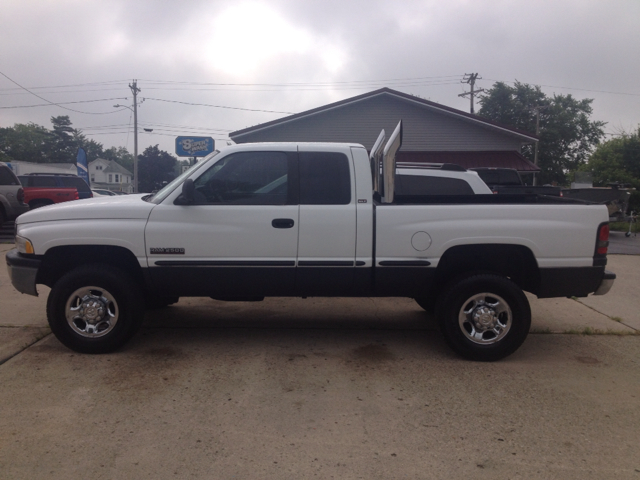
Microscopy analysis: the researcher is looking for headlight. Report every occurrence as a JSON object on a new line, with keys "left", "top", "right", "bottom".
{"left": 15, "top": 235, "right": 35, "bottom": 254}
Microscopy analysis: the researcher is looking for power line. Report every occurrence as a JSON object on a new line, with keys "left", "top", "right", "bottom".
{"left": 139, "top": 74, "right": 463, "bottom": 87}
{"left": 144, "top": 97, "right": 296, "bottom": 114}
{"left": 0, "top": 98, "right": 129, "bottom": 109}
{"left": 483, "top": 78, "right": 640, "bottom": 97}
{"left": 0, "top": 76, "right": 463, "bottom": 95}
{"left": 0, "top": 70, "right": 126, "bottom": 115}
{"left": 1, "top": 74, "right": 637, "bottom": 98}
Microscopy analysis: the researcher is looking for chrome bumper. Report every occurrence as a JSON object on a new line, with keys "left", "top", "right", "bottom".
{"left": 593, "top": 270, "right": 616, "bottom": 296}
{"left": 5, "top": 249, "right": 40, "bottom": 296}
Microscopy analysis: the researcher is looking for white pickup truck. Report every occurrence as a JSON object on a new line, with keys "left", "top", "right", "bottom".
{"left": 6, "top": 123, "right": 615, "bottom": 361}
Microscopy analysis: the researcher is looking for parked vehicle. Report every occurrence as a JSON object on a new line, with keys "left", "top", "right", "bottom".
{"left": 562, "top": 184, "right": 633, "bottom": 222}
{"left": 6, "top": 123, "right": 615, "bottom": 361}
{"left": 471, "top": 167, "right": 562, "bottom": 196}
{"left": 91, "top": 189, "right": 117, "bottom": 197}
{"left": 18, "top": 173, "right": 93, "bottom": 200}
{"left": 23, "top": 187, "right": 79, "bottom": 209}
{"left": 0, "top": 162, "right": 29, "bottom": 226}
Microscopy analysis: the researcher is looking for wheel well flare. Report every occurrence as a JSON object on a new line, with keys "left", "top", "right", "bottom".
{"left": 37, "top": 245, "right": 142, "bottom": 288}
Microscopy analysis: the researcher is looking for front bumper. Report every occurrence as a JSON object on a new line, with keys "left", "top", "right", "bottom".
{"left": 5, "top": 248, "right": 41, "bottom": 296}
{"left": 593, "top": 270, "right": 616, "bottom": 296}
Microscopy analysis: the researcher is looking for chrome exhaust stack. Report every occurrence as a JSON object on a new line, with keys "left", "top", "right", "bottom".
{"left": 370, "top": 129, "right": 385, "bottom": 198}
{"left": 382, "top": 120, "right": 403, "bottom": 204}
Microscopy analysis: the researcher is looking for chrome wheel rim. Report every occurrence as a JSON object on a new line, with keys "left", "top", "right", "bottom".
{"left": 458, "top": 292, "right": 512, "bottom": 345}
{"left": 65, "top": 286, "right": 119, "bottom": 338}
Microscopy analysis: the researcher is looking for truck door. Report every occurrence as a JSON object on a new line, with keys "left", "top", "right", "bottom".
{"left": 296, "top": 147, "right": 357, "bottom": 295}
{"left": 145, "top": 149, "right": 300, "bottom": 297}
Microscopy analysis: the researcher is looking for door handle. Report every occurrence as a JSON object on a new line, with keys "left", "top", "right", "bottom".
{"left": 272, "top": 218, "right": 295, "bottom": 229}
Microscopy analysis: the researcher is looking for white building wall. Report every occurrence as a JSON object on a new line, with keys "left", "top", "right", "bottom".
{"left": 7, "top": 161, "right": 77, "bottom": 175}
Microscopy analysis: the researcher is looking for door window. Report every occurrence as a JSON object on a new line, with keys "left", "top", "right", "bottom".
{"left": 193, "top": 152, "right": 290, "bottom": 205}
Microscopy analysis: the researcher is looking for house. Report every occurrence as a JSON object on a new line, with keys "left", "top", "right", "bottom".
{"left": 89, "top": 158, "right": 133, "bottom": 193}
{"left": 229, "top": 88, "right": 539, "bottom": 174}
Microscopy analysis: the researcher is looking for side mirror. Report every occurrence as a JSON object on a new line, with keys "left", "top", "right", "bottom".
{"left": 174, "top": 178, "right": 195, "bottom": 205}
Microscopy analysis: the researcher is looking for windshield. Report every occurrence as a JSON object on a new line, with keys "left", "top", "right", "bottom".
{"left": 147, "top": 150, "right": 220, "bottom": 204}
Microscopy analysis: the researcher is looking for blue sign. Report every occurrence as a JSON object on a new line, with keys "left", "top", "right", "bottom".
{"left": 175, "top": 137, "right": 215, "bottom": 157}
{"left": 76, "top": 147, "right": 90, "bottom": 186}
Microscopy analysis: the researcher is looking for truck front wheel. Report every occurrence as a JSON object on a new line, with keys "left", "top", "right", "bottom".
{"left": 46, "top": 265, "right": 145, "bottom": 353}
{"left": 436, "top": 274, "right": 531, "bottom": 361}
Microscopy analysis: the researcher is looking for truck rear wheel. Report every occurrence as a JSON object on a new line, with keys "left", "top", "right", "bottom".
{"left": 436, "top": 274, "right": 531, "bottom": 361}
{"left": 46, "top": 264, "right": 145, "bottom": 353}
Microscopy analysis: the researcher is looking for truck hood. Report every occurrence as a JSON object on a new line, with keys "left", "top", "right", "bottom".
{"left": 16, "top": 194, "right": 156, "bottom": 224}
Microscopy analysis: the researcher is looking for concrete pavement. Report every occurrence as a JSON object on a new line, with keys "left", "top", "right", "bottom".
{"left": 1, "top": 243, "right": 640, "bottom": 479}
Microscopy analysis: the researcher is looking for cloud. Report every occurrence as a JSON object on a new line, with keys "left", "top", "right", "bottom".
{"left": 0, "top": 0, "right": 638, "bottom": 156}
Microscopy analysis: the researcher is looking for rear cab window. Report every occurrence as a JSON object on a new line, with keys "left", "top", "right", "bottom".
{"left": 298, "top": 152, "right": 351, "bottom": 205}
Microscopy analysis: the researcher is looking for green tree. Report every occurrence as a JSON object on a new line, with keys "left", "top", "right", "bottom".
{"left": 138, "top": 145, "right": 177, "bottom": 193}
{"left": 581, "top": 128, "right": 640, "bottom": 212}
{"left": 49, "top": 115, "right": 80, "bottom": 163}
{"left": 478, "top": 81, "right": 606, "bottom": 185}
{"left": 0, "top": 123, "right": 52, "bottom": 163}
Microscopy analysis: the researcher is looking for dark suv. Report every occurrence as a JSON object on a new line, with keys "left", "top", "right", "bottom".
{"left": 18, "top": 173, "right": 93, "bottom": 199}
{"left": 0, "top": 162, "right": 29, "bottom": 226}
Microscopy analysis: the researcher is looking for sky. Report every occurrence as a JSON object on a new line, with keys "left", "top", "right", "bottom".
{"left": 1, "top": 0, "right": 639, "bottom": 159}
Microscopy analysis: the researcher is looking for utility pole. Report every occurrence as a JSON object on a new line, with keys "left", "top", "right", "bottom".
{"left": 458, "top": 73, "right": 485, "bottom": 114}
{"left": 129, "top": 80, "right": 141, "bottom": 193}
{"left": 530, "top": 105, "right": 547, "bottom": 186}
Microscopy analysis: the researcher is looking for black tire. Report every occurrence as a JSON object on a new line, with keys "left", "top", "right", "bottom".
{"left": 414, "top": 296, "right": 435, "bottom": 313}
{"left": 0, "top": 208, "right": 5, "bottom": 227}
{"left": 145, "top": 296, "right": 179, "bottom": 309}
{"left": 46, "top": 264, "right": 145, "bottom": 353}
{"left": 435, "top": 274, "right": 531, "bottom": 361}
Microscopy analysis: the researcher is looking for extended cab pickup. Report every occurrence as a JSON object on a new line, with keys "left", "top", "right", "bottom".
{"left": 6, "top": 123, "right": 615, "bottom": 360}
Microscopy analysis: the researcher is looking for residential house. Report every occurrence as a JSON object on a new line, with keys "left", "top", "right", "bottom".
{"left": 89, "top": 158, "right": 133, "bottom": 193}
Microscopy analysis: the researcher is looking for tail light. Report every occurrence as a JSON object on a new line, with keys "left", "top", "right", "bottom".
{"left": 596, "top": 223, "right": 609, "bottom": 256}
{"left": 17, "top": 187, "right": 25, "bottom": 203}
{"left": 74, "top": 190, "right": 79, "bottom": 200}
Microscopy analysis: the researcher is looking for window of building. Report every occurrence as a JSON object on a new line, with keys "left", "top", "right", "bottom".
{"left": 115, "top": 174, "right": 119, "bottom": 183}
{"left": 108, "top": 174, "right": 112, "bottom": 183}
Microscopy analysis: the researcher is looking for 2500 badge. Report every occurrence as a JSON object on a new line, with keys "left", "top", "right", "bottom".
{"left": 150, "top": 248, "right": 185, "bottom": 255}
